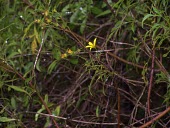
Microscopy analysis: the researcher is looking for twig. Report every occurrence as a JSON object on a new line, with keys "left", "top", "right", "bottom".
{"left": 86, "top": 22, "right": 113, "bottom": 39}
{"left": 137, "top": 29, "right": 169, "bottom": 77}
{"left": 117, "top": 89, "right": 121, "bottom": 128}
{"left": 139, "top": 106, "right": 170, "bottom": 128}
{"left": 57, "top": 22, "right": 150, "bottom": 70}
{"left": 129, "top": 86, "right": 147, "bottom": 125}
{"left": 147, "top": 45, "right": 155, "bottom": 116}
{"left": 35, "top": 93, "right": 60, "bottom": 128}
{"left": 103, "top": 0, "right": 115, "bottom": 15}
{"left": 32, "top": 31, "right": 59, "bottom": 128}
{"left": 26, "top": 111, "right": 121, "bottom": 126}
{"left": 33, "top": 35, "right": 44, "bottom": 70}
{"left": 22, "top": 0, "right": 34, "bottom": 9}
{"left": 0, "top": 60, "right": 60, "bottom": 128}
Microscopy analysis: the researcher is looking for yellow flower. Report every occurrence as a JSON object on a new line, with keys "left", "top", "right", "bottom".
{"left": 61, "top": 53, "right": 67, "bottom": 58}
{"left": 86, "top": 38, "right": 97, "bottom": 51}
{"left": 67, "top": 49, "right": 73, "bottom": 54}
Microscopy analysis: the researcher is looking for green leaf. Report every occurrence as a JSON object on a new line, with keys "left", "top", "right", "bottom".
{"left": 163, "top": 52, "right": 170, "bottom": 57}
{"left": 70, "top": 9, "right": 79, "bottom": 23}
{"left": 0, "top": 106, "right": 6, "bottom": 114}
{"left": 35, "top": 94, "right": 53, "bottom": 121}
{"left": 0, "top": 81, "right": 4, "bottom": 89}
{"left": 22, "top": 21, "right": 34, "bottom": 41}
{"left": 76, "top": 94, "right": 87, "bottom": 107}
{"left": 44, "top": 117, "right": 51, "bottom": 128}
{"left": 91, "top": 7, "right": 103, "bottom": 15}
{"left": 47, "top": 60, "right": 58, "bottom": 74}
{"left": 96, "top": 106, "right": 100, "bottom": 117}
{"left": 11, "top": 97, "right": 17, "bottom": 109}
{"left": 0, "top": 117, "right": 16, "bottom": 122}
{"left": 34, "top": 26, "right": 40, "bottom": 43}
{"left": 9, "top": 85, "right": 30, "bottom": 96}
{"left": 35, "top": 107, "right": 45, "bottom": 121}
{"left": 80, "top": 18, "right": 87, "bottom": 34}
{"left": 96, "top": 10, "right": 111, "bottom": 18}
{"left": 70, "top": 58, "right": 78, "bottom": 65}
{"left": 44, "top": 94, "right": 48, "bottom": 104}
{"left": 54, "top": 105, "right": 61, "bottom": 116}
{"left": 52, "top": 48, "right": 61, "bottom": 61}
{"left": 7, "top": 52, "right": 19, "bottom": 59}
{"left": 131, "top": 22, "right": 135, "bottom": 33}
{"left": 152, "top": 6, "right": 162, "bottom": 16}
{"left": 142, "top": 14, "right": 155, "bottom": 28}
{"left": 35, "top": 59, "right": 42, "bottom": 72}
{"left": 24, "top": 62, "right": 33, "bottom": 74}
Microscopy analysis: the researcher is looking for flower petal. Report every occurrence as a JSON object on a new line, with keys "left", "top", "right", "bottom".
{"left": 88, "top": 42, "right": 93, "bottom": 46}
{"left": 86, "top": 46, "right": 91, "bottom": 48}
{"left": 86, "top": 38, "right": 97, "bottom": 50}
{"left": 93, "top": 38, "right": 97, "bottom": 46}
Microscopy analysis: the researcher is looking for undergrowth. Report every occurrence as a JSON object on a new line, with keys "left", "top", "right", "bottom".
{"left": 0, "top": 0, "right": 170, "bottom": 128}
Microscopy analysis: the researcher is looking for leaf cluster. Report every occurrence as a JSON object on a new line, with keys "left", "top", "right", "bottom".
{"left": 0, "top": 0, "right": 170, "bottom": 127}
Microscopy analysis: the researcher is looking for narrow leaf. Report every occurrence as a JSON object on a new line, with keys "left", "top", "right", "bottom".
{"left": 0, "top": 117, "right": 16, "bottom": 122}
{"left": 9, "top": 85, "right": 30, "bottom": 96}
{"left": 142, "top": 14, "right": 155, "bottom": 28}
{"left": 96, "top": 106, "right": 100, "bottom": 117}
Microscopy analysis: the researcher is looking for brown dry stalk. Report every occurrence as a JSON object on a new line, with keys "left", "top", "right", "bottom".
{"left": 0, "top": 62, "right": 60, "bottom": 128}
{"left": 139, "top": 106, "right": 170, "bottom": 128}
{"left": 22, "top": 0, "right": 34, "bottom": 9}
{"left": 26, "top": 111, "right": 120, "bottom": 126}
{"left": 117, "top": 89, "right": 121, "bottom": 128}
{"left": 147, "top": 46, "right": 155, "bottom": 116}
{"left": 103, "top": 0, "right": 115, "bottom": 15}
{"left": 36, "top": 93, "right": 60, "bottom": 128}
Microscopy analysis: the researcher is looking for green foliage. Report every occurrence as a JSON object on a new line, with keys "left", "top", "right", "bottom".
{"left": 0, "top": 117, "right": 16, "bottom": 123}
{"left": 61, "top": 0, "right": 93, "bottom": 33}
{"left": 1, "top": 0, "right": 170, "bottom": 127}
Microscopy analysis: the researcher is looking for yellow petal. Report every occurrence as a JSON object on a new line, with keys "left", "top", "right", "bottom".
{"left": 88, "top": 42, "right": 93, "bottom": 46}
{"left": 67, "top": 49, "right": 73, "bottom": 54}
{"left": 86, "top": 46, "right": 91, "bottom": 48}
{"left": 61, "top": 53, "right": 67, "bottom": 58}
{"left": 93, "top": 38, "right": 97, "bottom": 46}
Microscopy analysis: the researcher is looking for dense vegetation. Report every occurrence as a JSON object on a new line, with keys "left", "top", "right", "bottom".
{"left": 0, "top": 0, "right": 170, "bottom": 127}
